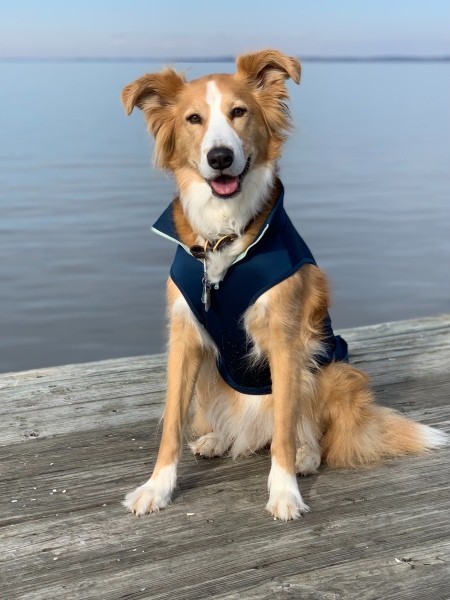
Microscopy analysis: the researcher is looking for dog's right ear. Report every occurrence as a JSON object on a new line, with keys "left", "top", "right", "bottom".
{"left": 121, "top": 68, "right": 186, "bottom": 169}
{"left": 121, "top": 68, "right": 186, "bottom": 116}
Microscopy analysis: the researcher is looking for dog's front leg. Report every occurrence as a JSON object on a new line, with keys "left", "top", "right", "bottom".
{"left": 266, "top": 348, "right": 310, "bottom": 521}
{"left": 124, "top": 285, "right": 203, "bottom": 516}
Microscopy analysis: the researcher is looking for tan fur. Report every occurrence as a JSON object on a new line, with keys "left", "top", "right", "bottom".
{"left": 150, "top": 278, "right": 203, "bottom": 476}
{"left": 122, "top": 49, "right": 446, "bottom": 520}
{"left": 171, "top": 199, "right": 198, "bottom": 248}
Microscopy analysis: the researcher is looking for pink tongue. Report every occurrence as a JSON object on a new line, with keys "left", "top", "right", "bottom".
{"left": 210, "top": 176, "right": 239, "bottom": 196}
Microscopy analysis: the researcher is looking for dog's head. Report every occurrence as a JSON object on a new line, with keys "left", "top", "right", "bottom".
{"left": 122, "top": 49, "right": 300, "bottom": 207}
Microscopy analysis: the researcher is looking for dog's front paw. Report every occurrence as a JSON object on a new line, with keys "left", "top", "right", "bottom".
{"left": 267, "top": 459, "right": 310, "bottom": 521}
{"left": 123, "top": 483, "right": 169, "bottom": 516}
{"left": 266, "top": 490, "right": 310, "bottom": 521}
{"left": 123, "top": 464, "right": 177, "bottom": 516}
{"left": 189, "top": 432, "right": 228, "bottom": 458}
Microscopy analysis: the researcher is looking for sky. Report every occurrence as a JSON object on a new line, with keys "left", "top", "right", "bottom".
{"left": 1, "top": 0, "right": 449, "bottom": 59}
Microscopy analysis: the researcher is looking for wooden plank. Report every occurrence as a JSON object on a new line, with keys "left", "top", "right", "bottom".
{"left": 1, "top": 444, "right": 449, "bottom": 600}
{"left": 0, "top": 315, "right": 449, "bottom": 599}
{"left": 0, "top": 355, "right": 167, "bottom": 445}
{"left": 1, "top": 314, "right": 449, "bottom": 443}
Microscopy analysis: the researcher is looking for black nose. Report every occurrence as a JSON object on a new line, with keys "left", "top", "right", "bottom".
{"left": 207, "top": 146, "right": 234, "bottom": 171}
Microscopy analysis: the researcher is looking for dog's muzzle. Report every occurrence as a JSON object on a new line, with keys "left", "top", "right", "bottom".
{"left": 207, "top": 155, "right": 252, "bottom": 199}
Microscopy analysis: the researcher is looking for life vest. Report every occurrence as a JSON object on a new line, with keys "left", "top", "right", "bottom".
{"left": 152, "top": 183, "right": 348, "bottom": 395}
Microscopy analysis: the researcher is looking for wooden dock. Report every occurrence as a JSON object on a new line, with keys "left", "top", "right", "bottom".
{"left": 1, "top": 315, "right": 449, "bottom": 600}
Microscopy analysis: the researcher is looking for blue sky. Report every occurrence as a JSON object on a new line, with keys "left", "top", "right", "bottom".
{"left": 1, "top": 0, "right": 449, "bottom": 59}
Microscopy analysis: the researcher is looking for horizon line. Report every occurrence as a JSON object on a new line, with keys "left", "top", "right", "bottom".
{"left": 1, "top": 55, "right": 450, "bottom": 64}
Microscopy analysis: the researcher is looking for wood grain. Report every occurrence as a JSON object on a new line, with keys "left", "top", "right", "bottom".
{"left": 1, "top": 315, "right": 449, "bottom": 600}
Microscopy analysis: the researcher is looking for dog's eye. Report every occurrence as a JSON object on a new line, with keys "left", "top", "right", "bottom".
{"left": 230, "top": 107, "right": 247, "bottom": 119}
{"left": 187, "top": 113, "right": 203, "bottom": 125}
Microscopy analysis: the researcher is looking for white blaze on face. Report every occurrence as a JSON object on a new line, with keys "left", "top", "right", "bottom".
{"left": 199, "top": 80, "right": 246, "bottom": 181}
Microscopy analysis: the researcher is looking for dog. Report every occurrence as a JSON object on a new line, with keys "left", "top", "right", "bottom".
{"left": 121, "top": 49, "right": 447, "bottom": 520}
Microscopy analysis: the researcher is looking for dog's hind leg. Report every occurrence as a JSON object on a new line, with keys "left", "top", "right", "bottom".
{"left": 123, "top": 280, "right": 203, "bottom": 516}
{"left": 189, "top": 432, "right": 230, "bottom": 458}
{"left": 295, "top": 414, "right": 322, "bottom": 475}
{"left": 189, "top": 362, "right": 231, "bottom": 458}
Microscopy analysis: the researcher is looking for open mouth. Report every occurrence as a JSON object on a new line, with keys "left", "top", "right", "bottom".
{"left": 208, "top": 156, "right": 251, "bottom": 199}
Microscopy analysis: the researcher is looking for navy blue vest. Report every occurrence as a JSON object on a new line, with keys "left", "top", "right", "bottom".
{"left": 153, "top": 184, "right": 348, "bottom": 395}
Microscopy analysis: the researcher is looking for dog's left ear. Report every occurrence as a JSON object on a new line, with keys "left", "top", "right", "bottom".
{"left": 236, "top": 50, "right": 301, "bottom": 148}
{"left": 236, "top": 49, "right": 301, "bottom": 88}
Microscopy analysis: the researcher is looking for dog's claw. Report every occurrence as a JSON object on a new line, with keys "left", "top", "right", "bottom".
{"left": 266, "top": 492, "right": 310, "bottom": 521}
{"left": 123, "top": 483, "right": 169, "bottom": 516}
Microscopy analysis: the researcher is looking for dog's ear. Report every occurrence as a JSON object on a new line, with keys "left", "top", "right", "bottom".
{"left": 236, "top": 50, "right": 301, "bottom": 152}
{"left": 121, "top": 68, "right": 186, "bottom": 116}
{"left": 236, "top": 49, "right": 301, "bottom": 88}
{"left": 121, "top": 68, "right": 186, "bottom": 169}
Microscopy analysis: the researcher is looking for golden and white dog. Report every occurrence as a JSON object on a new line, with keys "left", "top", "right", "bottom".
{"left": 121, "top": 49, "right": 446, "bottom": 520}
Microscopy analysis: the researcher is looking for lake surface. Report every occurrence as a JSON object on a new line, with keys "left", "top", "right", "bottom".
{"left": 1, "top": 60, "right": 449, "bottom": 373}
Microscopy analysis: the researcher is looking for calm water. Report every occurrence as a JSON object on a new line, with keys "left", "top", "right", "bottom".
{"left": 1, "top": 61, "right": 449, "bottom": 374}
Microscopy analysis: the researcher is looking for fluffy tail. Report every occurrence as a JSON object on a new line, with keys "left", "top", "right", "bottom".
{"left": 319, "top": 364, "right": 448, "bottom": 468}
